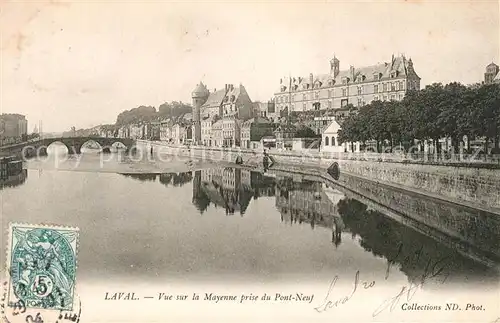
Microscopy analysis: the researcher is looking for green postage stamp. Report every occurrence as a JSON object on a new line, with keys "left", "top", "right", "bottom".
{"left": 6, "top": 223, "right": 79, "bottom": 312}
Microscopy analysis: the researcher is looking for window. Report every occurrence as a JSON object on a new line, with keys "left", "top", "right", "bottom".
{"left": 357, "top": 98, "right": 363, "bottom": 106}
{"left": 341, "top": 99, "right": 348, "bottom": 107}
{"left": 390, "top": 94, "right": 396, "bottom": 101}
{"left": 399, "top": 93, "right": 403, "bottom": 100}
{"left": 328, "top": 100, "right": 332, "bottom": 109}
{"left": 303, "top": 103, "right": 306, "bottom": 110}
{"left": 383, "top": 83, "right": 387, "bottom": 92}
{"left": 342, "top": 77, "right": 347, "bottom": 85}
{"left": 285, "top": 96, "right": 288, "bottom": 103}
{"left": 342, "top": 88, "right": 347, "bottom": 97}
{"left": 391, "top": 83, "right": 396, "bottom": 91}
{"left": 383, "top": 95, "right": 387, "bottom": 101}
{"left": 325, "top": 136, "right": 329, "bottom": 146}
{"left": 328, "top": 90, "right": 332, "bottom": 98}
{"left": 303, "top": 94, "right": 307, "bottom": 101}
{"left": 374, "top": 95, "right": 379, "bottom": 101}
{"left": 357, "top": 86, "right": 363, "bottom": 95}
{"left": 395, "top": 82, "right": 400, "bottom": 91}
{"left": 315, "top": 92, "right": 320, "bottom": 99}
{"left": 373, "top": 74, "right": 379, "bottom": 81}
{"left": 374, "top": 84, "right": 378, "bottom": 93}
{"left": 400, "top": 81, "right": 405, "bottom": 90}
{"left": 332, "top": 137, "right": 336, "bottom": 146}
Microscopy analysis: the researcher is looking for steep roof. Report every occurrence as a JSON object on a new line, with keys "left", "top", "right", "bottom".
{"left": 276, "top": 55, "right": 415, "bottom": 93}
{"left": 322, "top": 119, "right": 341, "bottom": 135}
{"left": 221, "top": 84, "right": 251, "bottom": 117}
{"left": 202, "top": 89, "right": 226, "bottom": 109}
{"left": 192, "top": 82, "right": 209, "bottom": 97}
{"left": 242, "top": 116, "right": 272, "bottom": 126}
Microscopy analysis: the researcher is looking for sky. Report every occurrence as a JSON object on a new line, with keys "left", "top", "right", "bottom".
{"left": 1, "top": 0, "right": 499, "bottom": 132}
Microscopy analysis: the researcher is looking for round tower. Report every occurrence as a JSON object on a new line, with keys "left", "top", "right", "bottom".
{"left": 192, "top": 82, "right": 209, "bottom": 145}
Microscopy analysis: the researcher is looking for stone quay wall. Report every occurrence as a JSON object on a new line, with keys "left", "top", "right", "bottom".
{"left": 139, "top": 140, "right": 500, "bottom": 214}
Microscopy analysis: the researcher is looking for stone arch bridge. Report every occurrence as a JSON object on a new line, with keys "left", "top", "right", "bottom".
{"left": 0, "top": 137, "right": 136, "bottom": 158}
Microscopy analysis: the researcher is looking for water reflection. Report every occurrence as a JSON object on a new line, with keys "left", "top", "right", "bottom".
{"left": 0, "top": 169, "right": 28, "bottom": 190}
{"left": 7, "top": 165, "right": 498, "bottom": 286}
{"left": 338, "top": 198, "right": 499, "bottom": 284}
{"left": 192, "top": 168, "right": 252, "bottom": 215}
{"left": 120, "top": 173, "right": 158, "bottom": 182}
{"left": 187, "top": 167, "right": 500, "bottom": 278}
{"left": 159, "top": 172, "right": 193, "bottom": 187}
{"left": 120, "top": 172, "right": 194, "bottom": 186}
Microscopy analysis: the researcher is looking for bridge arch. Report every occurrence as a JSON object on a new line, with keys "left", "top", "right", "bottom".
{"left": 41, "top": 137, "right": 136, "bottom": 155}
{"left": 46, "top": 141, "right": 70, "bottom": 155}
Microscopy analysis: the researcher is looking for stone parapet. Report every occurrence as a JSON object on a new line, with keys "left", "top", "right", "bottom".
{"left": 140, "top": 141, "right": 500, "bottom": 214}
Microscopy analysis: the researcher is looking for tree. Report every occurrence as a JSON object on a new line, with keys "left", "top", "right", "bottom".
{"left": 116, "top": 106, "right": 157, "bottom": 126}
{"left": 473, "top": 84, "right": 500, "bottom": 153}
{"left": 294, "top": 125, "right": 317, "bottom": 138}
{"left": 158, "top": 101, "right": 192, "bottom": 119}
{"left": 435, "top": 82, "right": 469, "bottom": 153}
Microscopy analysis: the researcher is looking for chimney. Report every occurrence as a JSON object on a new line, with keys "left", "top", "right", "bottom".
{"left": 349, "top": 65, "right": 355, "bottom": 79}
{"left": 309, "top": 73, "right": 313, "bottom": 85}
{"left": 230, "top": 84, "right": 234, "bottom": 91}
{"left": 225, "top": 84, "right": 228, "bottom": 92}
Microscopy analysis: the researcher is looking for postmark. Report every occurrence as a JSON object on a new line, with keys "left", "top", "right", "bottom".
{"left": 5, "top": 223, "right": 79, "bottom": 313}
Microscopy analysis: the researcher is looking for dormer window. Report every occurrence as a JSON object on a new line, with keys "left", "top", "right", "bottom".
{"left": 390, "top": 71, "right": 397, "bottom": 78}
{"left": 224, "top": 96, "right": 229, "bottom": 102}
{"left": 342, "top": 77, "right": 348, "bottom": 85}
{"left": 231, "top": 95, "right": 235, "bottom": 102}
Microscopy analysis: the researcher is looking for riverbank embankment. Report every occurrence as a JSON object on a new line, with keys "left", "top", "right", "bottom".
{"left": 139, "top": 140, "right": 500, "bottom": 215}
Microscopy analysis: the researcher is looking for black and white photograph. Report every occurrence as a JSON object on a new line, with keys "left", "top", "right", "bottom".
{"left": 1, "top": 1, "right": 499, "bottom": 322}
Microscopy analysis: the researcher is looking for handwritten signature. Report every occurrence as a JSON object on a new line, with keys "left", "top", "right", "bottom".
{"left": 372, "top": 256, "right": 450, "bottom": 317}
{"left": 313, "top": 242, "right": 451, "bottom": 317}
{"left": 314, "top": 270, "right": 375, "bottom": 313}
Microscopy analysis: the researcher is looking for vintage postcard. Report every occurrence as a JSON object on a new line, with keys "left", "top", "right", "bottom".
{"left": 1, "top": 0, "right": 499, "bottom": 322}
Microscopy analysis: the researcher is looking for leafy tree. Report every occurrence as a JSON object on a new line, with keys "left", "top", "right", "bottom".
{"left": 473, "top": 84, "right": 500, "bottom": 153}
{"left": 116, "top": 106, "right": 157, "bottom": 126}
{"left": 294, "top": 125, "right": 317, "bottom": 138}
{"left": 158, "top": 101, "right": 192, "bottom": 119}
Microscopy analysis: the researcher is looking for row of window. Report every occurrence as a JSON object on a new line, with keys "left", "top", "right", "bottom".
{"left": 277, "top": 81, "right": 407, "bottom": 103}
{"left": 280, "top": 71, "right": 402, "bottom": 92}
{"left": 324, "top": 136, "right": 339, "bottom": 146}
{"left": 279, "top": 92, "right": 406, "bottom": 111}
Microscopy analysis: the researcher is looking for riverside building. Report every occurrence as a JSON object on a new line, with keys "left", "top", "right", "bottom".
{"left": 273, "top": 54, "right": 421, "bottom": 114}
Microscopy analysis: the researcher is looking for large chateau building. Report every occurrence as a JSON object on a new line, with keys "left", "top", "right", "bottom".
{"left": 274, "top": 54, "right": 421, "bottom": 114}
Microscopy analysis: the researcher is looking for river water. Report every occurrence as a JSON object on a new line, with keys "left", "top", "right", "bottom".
{"left": 1, "top": 144, "right": 499, "bottom": 322}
